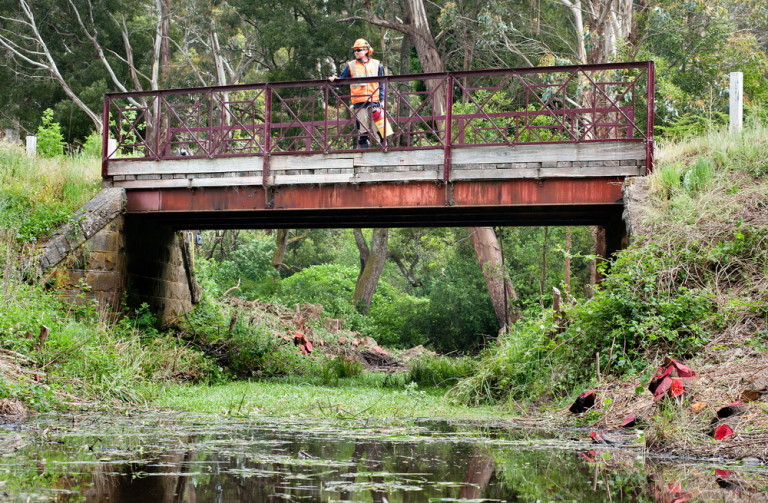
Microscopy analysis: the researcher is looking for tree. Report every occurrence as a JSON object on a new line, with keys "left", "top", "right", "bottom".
{"left": 471, "top": 227, "right": 520, "bottom": 330}
{"left": 352, "top": 228, "right": 389, "bottom": 314}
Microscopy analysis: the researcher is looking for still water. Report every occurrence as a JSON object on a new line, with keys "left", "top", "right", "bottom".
{"left": 0, "top": 412, "right": 766, "bottom": 502}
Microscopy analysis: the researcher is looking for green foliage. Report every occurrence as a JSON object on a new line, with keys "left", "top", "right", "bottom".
{"left": 416, "top": 253, "right": 498, "bottom": 352}
{"left": 206, "top": 233, "right": 279, "bottom": 300}
{"left": 177, "top": 297, "right": 318, "bottom": 378}
{"left": 0, "top": 143, "right": 100, "bottom": 242}
{"left": 453, "top": 125, "right": 768, "bottom": 405}
{"left": 407, "top": 355, "right": 476, "bottom": 387}
{"left": 36, "top": 109, "right": 65, "bottom": 158}
{"left": 320, "top": 354, "right": 363, "bottom": 385}
{"left": 277, "top": 264, "right": 428, "bottom": 346}
{"left": 80, "top": 132, "right": 103, "bottom": 158}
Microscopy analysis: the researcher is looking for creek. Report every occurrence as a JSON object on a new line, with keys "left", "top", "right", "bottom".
{"left": 0, "top": 412, "right": 766, "bottom": 502}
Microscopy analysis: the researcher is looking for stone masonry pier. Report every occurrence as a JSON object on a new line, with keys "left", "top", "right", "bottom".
{"left": 34, "top": 188, "right": 200, "bottom": 324}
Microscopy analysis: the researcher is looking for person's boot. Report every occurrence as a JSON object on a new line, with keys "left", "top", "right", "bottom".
{"left": 358, "top": 136, "right": 370, "bottom": 149}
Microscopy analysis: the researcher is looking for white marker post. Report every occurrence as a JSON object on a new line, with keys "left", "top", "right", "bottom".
{"left": 729, "top": 72, "right": 743, "bottom": 133}
{"left": 25, "top": 135, "right": 37, "bottom": 156}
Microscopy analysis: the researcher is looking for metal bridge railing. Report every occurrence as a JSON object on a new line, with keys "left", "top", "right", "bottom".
{"left": 102, "top": 61, "right": 654, "bottom": 176}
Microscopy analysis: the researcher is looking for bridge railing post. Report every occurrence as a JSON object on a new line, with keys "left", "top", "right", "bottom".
{"left": 645, "top": 61, "right": 655, "bottom": 174}
{"left": 443, "top": 74, "right": 453, "bottom": 185}
{"left": 262, "top": 85, "right": 273, "bottom": 192}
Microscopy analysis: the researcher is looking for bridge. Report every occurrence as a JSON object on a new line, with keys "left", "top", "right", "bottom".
{"left": 101, "top": 61, "right": 654, "bottom": 232}
{"left": 46, "top": 62, "right": 655, "bottom": 322}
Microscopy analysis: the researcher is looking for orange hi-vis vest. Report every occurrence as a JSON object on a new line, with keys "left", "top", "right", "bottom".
{"left": 348, "top": 59, "right": 381, "bottom": 104}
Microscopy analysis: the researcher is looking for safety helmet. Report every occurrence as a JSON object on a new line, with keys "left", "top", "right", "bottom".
{"left": 351, "top": 38, "right": 373, "bottom": 55}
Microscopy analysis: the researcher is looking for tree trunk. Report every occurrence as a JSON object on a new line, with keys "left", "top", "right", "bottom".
{"left": 470, "top": 227, "right": 520, "bottom": 330}
{"left": 352, "top": 228, "right": 389, "bottom": 314}
{"left": 272, "top": 229, "right": 290, "bottom": 271}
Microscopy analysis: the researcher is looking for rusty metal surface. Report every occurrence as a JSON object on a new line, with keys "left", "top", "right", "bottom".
{"left": 125, "top": 178, "right": 625, "bottom": 230}
{"left": 104, "top": 62, "right": 654, "bottom": 171}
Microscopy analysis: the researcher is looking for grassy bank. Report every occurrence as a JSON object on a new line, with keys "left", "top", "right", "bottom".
{"left": 155, "top": 376, "right": 506, "bottom": 420}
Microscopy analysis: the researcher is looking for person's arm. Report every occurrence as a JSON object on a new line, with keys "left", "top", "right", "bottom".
{"left": 329, "top": 64, "right": 351, "bottom": 83}
{"left": 378, "top": 64, "right": 385, "bottom": 106}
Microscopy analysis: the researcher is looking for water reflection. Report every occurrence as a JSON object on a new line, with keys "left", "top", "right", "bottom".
{"left": 0, "top": 413, "right": 766, "bottom": 502}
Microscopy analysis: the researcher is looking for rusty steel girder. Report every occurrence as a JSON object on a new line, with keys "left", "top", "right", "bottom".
{"left": 125, "top": 178, "right": 625, "bottom": 230}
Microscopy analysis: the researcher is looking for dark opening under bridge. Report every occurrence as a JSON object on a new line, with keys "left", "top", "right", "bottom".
{"left": 50, "top": 61, "right": 654, "bottom": 321}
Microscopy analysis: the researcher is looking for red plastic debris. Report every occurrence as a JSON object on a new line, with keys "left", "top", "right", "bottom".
{"left": 713, "top": 424, "right": 734, "bottom": 441}
{"left": 292, "top": 332, "right": 313, "bottom": 355}
{"left": 372, "top": 345, "right": 389, "bottom": 356}
{"left": 714, "top": 469, "right": 733, "bottom": 478}
{"left": 648, "top": 358, "right": 697, "bottom": 401}
{"left": 578, "top": 450, "right": 597, "bottom": 462}
{"left": 569, "top": 390, "right": 596, "bottom": 414}
{"left": 620, "top": 413, "right": 642, "bottom": 428}
{"left": 716, "top": 402, "right": 746, "bottom": 419}
{"left": 338, "top": 337, "right": 347, "bottom": 343}
{"left": 669, "top": 378, "right": 685, "bottom": 398}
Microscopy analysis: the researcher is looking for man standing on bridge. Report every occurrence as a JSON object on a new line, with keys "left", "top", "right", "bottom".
{"left": 329, "top": 38, "right": 385, "bottom": 149}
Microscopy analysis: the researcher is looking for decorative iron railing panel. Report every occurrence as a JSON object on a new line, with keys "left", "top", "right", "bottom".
{"left": 103, "top": 62, "right": 654, "bottom": 176}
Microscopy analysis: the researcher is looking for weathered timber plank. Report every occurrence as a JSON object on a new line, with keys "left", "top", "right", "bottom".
{"left": 353, "top": 149, "right": 443, "bottom": 167}
{"left": 274, "top": 174, "right": 353, "bottom": 185}
{"left": 108, "top": 156, "right": 260, "bottom": 176}
{"left": 451, "top": 169, "right": 539, "bottom": 180}
{"left": 110, "top": 176, "right": 263, "bottom": 189}
{"left": 353, "top": 171, "right": 439, "bottom": 182}
{"left": 451, "top": 142, "right": 646, "bottom": 165}
{"left": 270, "top": 154, "right": 355, "bottom": 171}
{"left": 539, "top": 166, "right": 643, "bottom": 177}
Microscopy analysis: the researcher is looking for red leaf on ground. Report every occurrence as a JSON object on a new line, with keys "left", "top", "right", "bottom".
{"left": 715, "top": 469, "right": 733, "bottom": 478}
{"left": 620, "top": 413, "right": 639, "bottom": 428}
{"left": 652, "top": 376, "right": 673, "bottom": 401}
{"left": 338, "top": 337, "right": 347, "bottom": 343}
{"left": 372, "top": 345, "right": 388, "bottom": 356}
{"left": 714, "top": 424, "right": 734, "bottom": 441}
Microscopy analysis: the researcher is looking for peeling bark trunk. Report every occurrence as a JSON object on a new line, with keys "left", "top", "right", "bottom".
{"left": 272, "top": 229, "right": 290, "bottom": 271}
{"left": 470, "top": 227, "right": 520, "bottom": 330}
{"left": 352, "top": 228, "right": 389, "bottom": 314}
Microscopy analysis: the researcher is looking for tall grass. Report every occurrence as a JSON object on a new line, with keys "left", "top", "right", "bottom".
{"left": 0, "top": 145, "right": 218, "bottom": 410}
{"left": 0, "top": 143, "right": 101, "bottom": 242}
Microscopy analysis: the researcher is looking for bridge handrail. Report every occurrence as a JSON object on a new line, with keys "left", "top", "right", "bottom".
{"left": 102, "top": 61, "right": 655, "bottom": 177}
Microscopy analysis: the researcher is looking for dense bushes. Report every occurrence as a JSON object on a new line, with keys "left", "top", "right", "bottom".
{"left": 277, "top": 264, "right": 428, "bottom": 347}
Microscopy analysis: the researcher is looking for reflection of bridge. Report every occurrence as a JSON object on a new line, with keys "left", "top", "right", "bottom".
{"left": 102, "top": 61, "right": 654, "bottom": 236}
{"left": 44, "top": 62, "right": 656, "bottom": 322}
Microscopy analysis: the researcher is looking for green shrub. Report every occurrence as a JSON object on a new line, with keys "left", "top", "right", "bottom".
{"left": 277, "top": 264, "right": 428, "bottom": 346}
{"left": 36, "top": 109, "right": 65, "bottom": 158}
{"left": 416, "top": 255, "right": 498, "bottom": 352}
{"left": 408, "top": 355, "right": 476, "bottom": 387}
{"left": 320, "top": 354, "right": 363, "bottom": 385}
{"left": 80, "top": 132, "right": 102, "bottom": 158}
{"left": 205, "top": 234, "right": 279, "bottom": 300}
